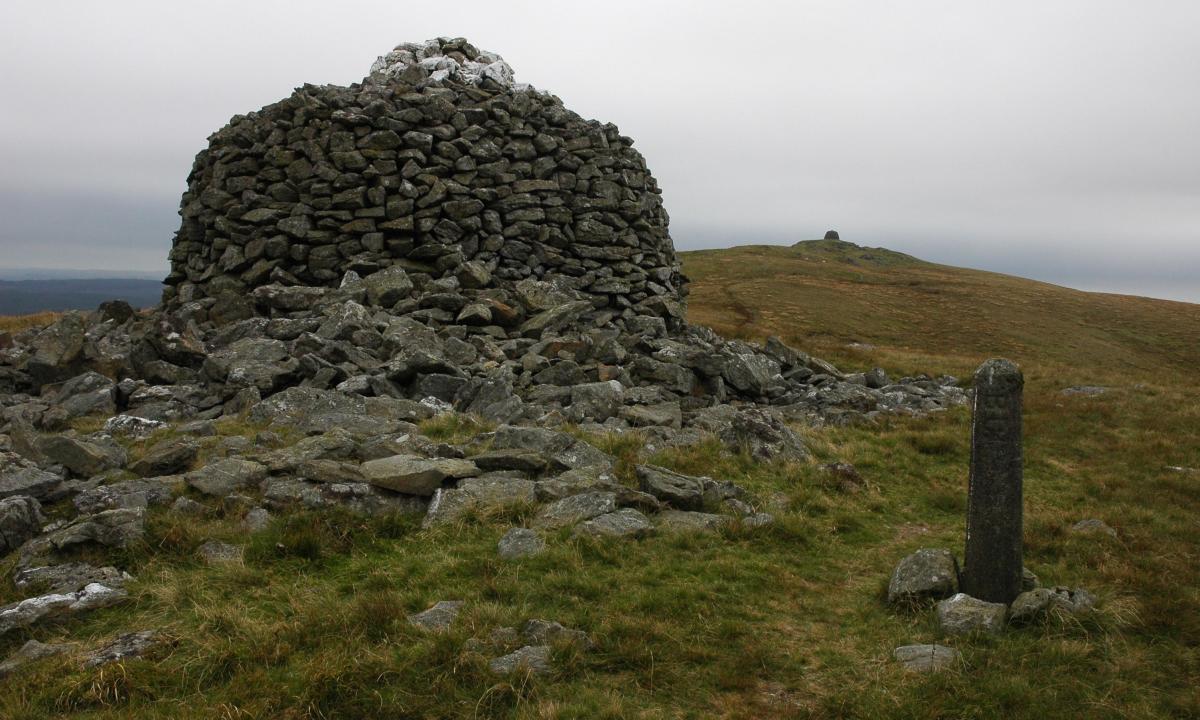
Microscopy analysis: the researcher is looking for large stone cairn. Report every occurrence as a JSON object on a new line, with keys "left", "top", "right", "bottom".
{"left": 165, "top": 37, "right": 685, "bottom": 331}
{"left": 0, "top": 41, "right": 973, "bottom": 663}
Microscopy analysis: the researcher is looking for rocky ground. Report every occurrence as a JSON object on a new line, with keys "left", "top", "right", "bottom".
{"left": 0, "top": 263, "right": 969, "bottom": 680}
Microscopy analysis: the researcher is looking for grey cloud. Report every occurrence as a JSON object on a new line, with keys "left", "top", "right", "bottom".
{"left": 0, "top": 0, "right": 1196, "bottom": 301}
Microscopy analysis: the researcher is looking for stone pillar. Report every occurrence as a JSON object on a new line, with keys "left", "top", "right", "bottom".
{"left": 961, "top": 358, "right": 1024, "bottom": 604}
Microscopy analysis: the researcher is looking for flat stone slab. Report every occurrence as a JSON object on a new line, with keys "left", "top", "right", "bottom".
{"left": 893, "top": 644, "right": 961, "bottom": 672}
{"left": 636, "top": 465, "right": 705, "bottom": 510}
{"left": 197, "top": 540, "right": 244, "bottom": 565}
{"left": 14, "top": 563, "right": 133, "bottom": 595}
{"left": 656, "top": 509, "right": 725, "bottom": 533}
{"left": 936, "top": 593, "right": 1007, "bottom": 636}
{"left": 497, "top": 527, "right": 545, "bottom": 560}
{"left": 0, "top": 583, "right": 128, "bottom": 636}
{"left": 522, "top": 619, "right": 592, "bottom": 650}
{"left": 361, "top": 455, "right": 479, "bottom": 496}
{"left": 186, "top": 459, "right": 267, "bottom": 496}
{"left": 84, "top": 630, "right": 165, "bottom": 668}
{"left": 532, "top": 491, "right": 617, "bottom": 529}
{"left": 0, "top": 465, "right": 62, "bottom": 502}
{"left": 489, "top": 644, "right": 552, "bottom": 675}
{"left": 423, "top": 476, "right": 536, "bottom": 527}
{"left": 572, "top": 508, "right": 654, "bottom": 539}
{"left": 408, "top": 600, "right": 463, "bottom": 631}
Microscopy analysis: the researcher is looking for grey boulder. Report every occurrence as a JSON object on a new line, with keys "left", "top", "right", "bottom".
{"left": 532, "top": 491, "right": 617, "bottom": 529}
{"left": 361, "top": 455, "right": 480, "bottom": 496}
{"left": 186, "top": 459, "right": 267, "bottom": 496}
{"left": 636, "top": 464, "right": 705, "bottom": 510}
{"left": 936, "top": 593, "right": 1007, "bottom": 635}
{"left": 573, "top": 508, "right": 654, "bottom": 539}
{"left": 0, "top": 495, "right": 44, "bottom": 554}
{"left": 888, "top": 548, "right": 959, "bottom": 604}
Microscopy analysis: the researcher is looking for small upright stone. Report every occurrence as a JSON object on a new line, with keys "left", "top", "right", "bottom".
{"left": 962, "top": 358, "right": 1024, "bottom": 604}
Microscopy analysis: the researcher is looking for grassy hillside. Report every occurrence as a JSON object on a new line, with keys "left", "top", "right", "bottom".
{"left": 683, "top": 240, "right": 1200, "bottom": 384}
{"left": 0, "top": 244, "right": 1197, "bottom": 718}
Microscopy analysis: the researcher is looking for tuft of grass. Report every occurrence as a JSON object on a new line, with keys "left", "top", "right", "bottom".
{"left": 419, "top": 412, "right": 495, "bottom": 443}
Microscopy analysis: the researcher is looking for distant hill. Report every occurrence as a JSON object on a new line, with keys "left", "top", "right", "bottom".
{"left": 681, "top": 239, "right": 1200, "bottom": 382}
{"left": 0, "top": 278, "right": 162, "bottom": 315}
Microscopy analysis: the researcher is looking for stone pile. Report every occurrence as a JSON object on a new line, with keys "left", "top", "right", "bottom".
{"left": 887, "top": 546, "right": 1098, "bottom": 637}
{"left": 165, "top": 36, "right": 684, "bottom": 333}
{"left": 0, "top": 38, "right": 974, "bottom": 676}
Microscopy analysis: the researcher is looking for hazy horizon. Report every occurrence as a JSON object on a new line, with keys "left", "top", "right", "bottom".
{"left": 1, "top": 1, "right": 1197, "bottom": 304}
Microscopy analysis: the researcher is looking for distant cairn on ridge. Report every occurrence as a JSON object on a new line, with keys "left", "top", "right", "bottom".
{"left": 165, "top": 37, "right": 685, "bottom": 330}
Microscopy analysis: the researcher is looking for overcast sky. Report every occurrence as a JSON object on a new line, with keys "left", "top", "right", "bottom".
{"left": 1, "top": 1, "right": 1197, "bottom": 302}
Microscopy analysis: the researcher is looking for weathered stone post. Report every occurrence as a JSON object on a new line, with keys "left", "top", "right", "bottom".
{"left": 961, "top": 358, "right": 1024, "bottom": 604}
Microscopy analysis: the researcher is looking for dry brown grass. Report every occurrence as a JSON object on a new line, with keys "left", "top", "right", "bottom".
{"left": 0, "top": 311, "right": 62, "bottom": 333}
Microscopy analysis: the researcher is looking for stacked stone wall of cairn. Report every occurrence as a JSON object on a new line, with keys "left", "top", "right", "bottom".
{"left": 165, "top": 37, "right": 685, "bottom": 331}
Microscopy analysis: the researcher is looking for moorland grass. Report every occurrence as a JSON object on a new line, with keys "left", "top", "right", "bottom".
{"left": 0, "top": 245, "right": 1196, "bottom": 717}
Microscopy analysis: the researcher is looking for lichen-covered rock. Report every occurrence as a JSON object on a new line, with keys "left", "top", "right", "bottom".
{"left": 1069, "top": 518, "right": 1117, "bottom": 537}
{"left": 84, "top": 630, "right": 165, "bottom": 668}
{"left": 423, "top": 476, "right": 536, "bottom": 527}
{"left": 19, "top": 508, "right": 145, "bottom": 567}
{"left": 936, "top": 593, "right": 1007, "bottom": 635}
{"left": 522, "top": 619, "right": 592, "bottom": 650}
{"left": 488, "top": 644, "right": 552, "bottom": 676}
{"left": 893, "top": 644, "right": 961, "bottom": 672}
{"left": 0, "top": 583, "right": 128, "bottom": 636}
{"left": 497, "top": 527, "right": 545, "bottom": 560}
{"left": 361, "top": 455, "right": 479, "bottom": 495}
{"left": 0, "top": 496, "right": 44, "bottom": 554}
{"left": 572, "top": 508, "right": 654, "bottom": 539}
{"left": 263, "top": 477, "right": 426, "bottom": 516}
{"left": 186, "top": 458, "right": 267, "bottom": 496}
{"left": 37, "top": 435, "right": 126, "bottom": 478}
{"left": 656, "top": 509, "right": 725, "bottom": 533}
{"left": 0, "top": 460, "right": 62, "bottom": 502}
{"left": 888, "top": 549, "right": 959, "bottom": 605}
{"left": 408, "top": 600, "right": 463, "bottom": 632}
{"left": 636, "top": 465, "right": 705, "bottom": 510}
{"left": 128, "top": 439, "right": 199, "bottom": 477}
{"left": 1009, "top": 586, "right": 1098, "bottom": 624}
{"left": 532, "top": 491, "right": 616, "bottom": 529}
{"left": 13, "top": 563, "right": 133, "bottom": 595}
